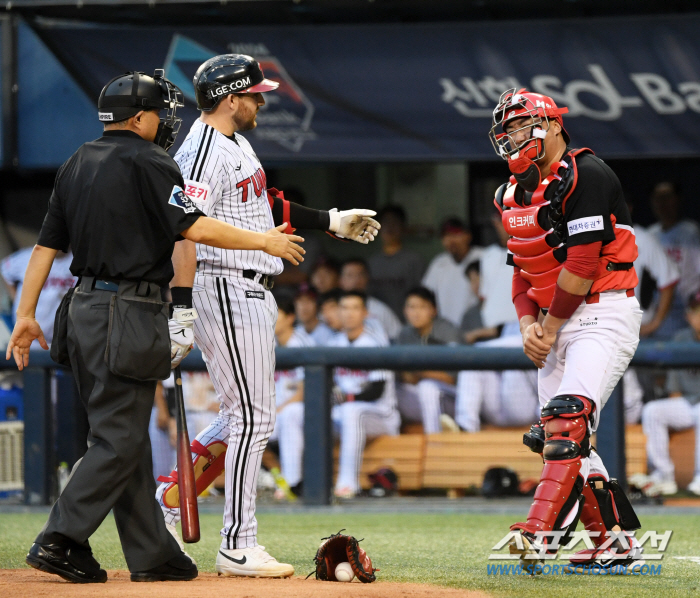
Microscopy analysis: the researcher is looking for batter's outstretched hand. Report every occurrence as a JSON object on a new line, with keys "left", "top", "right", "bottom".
{"left": 264, "top": 223, "right": 305, "bottom": 265}
{"left": 6, "top": 317, "right": 48, "bottom": 370}
{"left": 522, "top": 321, "right": 553, "bottom": 369}
{"left": 329, "top": 209, "right": 381, "bottom": 244}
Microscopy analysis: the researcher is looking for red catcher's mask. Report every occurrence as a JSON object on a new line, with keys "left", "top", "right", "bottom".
{"left": 488, "top": 88, "right": 570, "bottom": 192}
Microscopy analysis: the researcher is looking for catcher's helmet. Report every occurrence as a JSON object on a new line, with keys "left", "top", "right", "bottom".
{"left": 193, "top": 54, "right": 279, "bottom": 111}
{"left": 488, "top": 88, "right": 570, "bottom": 161}
{"left": 98, "top": 69, "right": 184, "bottom": 151}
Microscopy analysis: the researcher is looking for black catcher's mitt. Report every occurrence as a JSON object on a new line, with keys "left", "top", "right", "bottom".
{"left": 311, "top": 530, "right": 376, "bottom": 583}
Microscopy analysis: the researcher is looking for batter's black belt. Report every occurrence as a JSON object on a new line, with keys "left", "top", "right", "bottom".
{"left": 195, "top": 262, "right": 275, "bottom": 290}
{"left": 242, "top": 269, "right": 275, "bottom": 291}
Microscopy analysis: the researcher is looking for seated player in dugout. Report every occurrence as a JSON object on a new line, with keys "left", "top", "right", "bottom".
{"left": 268, "top": 295, "right": 314, "bottom": 499}
{"left": 395, "top": 286, "right": 460, "bottom": 433}
{"left": 489, "top": 88, "right": 644, "bottom": 570}
{"left": 273, "top": 291, "right": 400, "bottom": 500}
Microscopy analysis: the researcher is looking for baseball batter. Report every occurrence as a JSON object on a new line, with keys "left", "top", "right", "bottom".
{"left": 489, "top": 88, "right": 644, "bottom": 569}
{"left": 155, "top": 54, "right": 380, "bottom": 578}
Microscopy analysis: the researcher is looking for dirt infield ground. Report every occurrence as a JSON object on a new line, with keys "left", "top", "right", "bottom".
{"left": 0, "top": 569, "right": 490, "bottom": 598}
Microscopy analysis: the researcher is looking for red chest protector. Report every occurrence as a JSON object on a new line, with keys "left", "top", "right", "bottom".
{"left": 495, "top": 148, "right": 593, "bottom": 308}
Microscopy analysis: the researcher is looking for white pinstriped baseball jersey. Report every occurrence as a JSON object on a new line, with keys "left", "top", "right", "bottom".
{"left": 174, "top": 119, "right": 283, "bottom": 276}
{"left": 274, "top": 327, "right": 315, "bottom": 408}
{"left": 329, "top": 330, "right": 396, "bottom": 412}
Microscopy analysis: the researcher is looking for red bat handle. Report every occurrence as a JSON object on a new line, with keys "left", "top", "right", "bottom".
{"left": 174, "top": 366, "right": 200, "bottom": 543}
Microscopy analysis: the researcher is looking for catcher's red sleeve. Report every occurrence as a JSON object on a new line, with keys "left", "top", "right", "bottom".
{"left": 512, "top": 267, "right": 539, "bottom": 321}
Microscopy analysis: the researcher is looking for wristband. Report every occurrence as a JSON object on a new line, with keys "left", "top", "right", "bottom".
{"left": 171, "top": 286, "right": 193, "bottom": 309}
{"left": 548, "top": 284, "right": 585, "bottom": 319}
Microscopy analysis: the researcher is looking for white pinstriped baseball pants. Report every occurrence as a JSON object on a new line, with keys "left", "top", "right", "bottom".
{"left": 156, "top": 273, "right": 277, "bottom": 550}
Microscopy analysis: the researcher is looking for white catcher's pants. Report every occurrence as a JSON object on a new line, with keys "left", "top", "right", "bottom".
{"left": 538, "top": 292, "right": 642, "bottom": 481}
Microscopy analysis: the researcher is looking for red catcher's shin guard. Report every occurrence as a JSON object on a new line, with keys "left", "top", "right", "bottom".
{"left": 580, "top": 477, "right": 607, "bottom": 547}
{"left": 511, "top": 394, "right": 592, "bottom": 539}
{"left": 158, "top": 439, "right": 227, "bottom": 508}
{"left": 511, "top": 461, "right": 583, "bottom": 537}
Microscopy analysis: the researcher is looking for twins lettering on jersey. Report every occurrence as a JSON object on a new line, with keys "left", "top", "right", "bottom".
{"left": 236, "top": 168, "right": 267, "bottom": 203}
{"left": 335, "top": 368, "right": 369, "bottom": 379}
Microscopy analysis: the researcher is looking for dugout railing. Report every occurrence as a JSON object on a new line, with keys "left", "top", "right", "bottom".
{"left": 5, "top": 342, "right": 700, "bottom": 506}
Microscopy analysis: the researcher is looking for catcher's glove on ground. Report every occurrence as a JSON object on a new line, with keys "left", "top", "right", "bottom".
{"left": 310, "top": 530, "right": 376, "bottom": 583}
{"left": 328, "top": 209, "right": 380, "bottom": 244}
{"left": 169, "top": 307, "right": 198, "bottom": 368}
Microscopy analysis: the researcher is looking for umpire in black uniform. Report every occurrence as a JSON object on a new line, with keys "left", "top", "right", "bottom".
{"left": 6, "top": 70, "right": 304, "bottom": 583}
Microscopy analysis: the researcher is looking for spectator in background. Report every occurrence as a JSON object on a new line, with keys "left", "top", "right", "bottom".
{"left": 294, "top": 284, "right": 335, "bottom": 346}
{"left": 270, "top": 296, "right": 314, "bottom": 498}
{"left": 648, "top": 182, "right": 700, "bottom": 339}
{"left": 638, "top": 289, "right": 700, "bottom": 497}
{"left": 149, "top": 381, "right": 176, "bottom": 481}
{"left": 1, "top": 247, "right": 76, "bottom": 346}
{"left": 460, "top": 261, "right": 483, "bottom": 335}
{"left": 462, "top": 214, "right": 518, "bottom": 344}
{"left": 319, "top": 289, "right": 343, "bottom": 336}
{"left": 453, "top": 214, "right": 538, "bottom": 432}
{"left": 339, "top": 258, "right": 401, "bottom": 340}
{"left": 395, "top": 287, "right": 460, "bottom": 433}
{"left": 368, "top": 205, "right": 425, "bottom": 320}
{"left": 454, "top": 335, "right": 540, "bottom": 433}
{"left": 622, "top": 196, "right": 680, "bottom": 424}
{"left": 310, "top": 259, "right": 340, "bottom": 295}
{"left": 422, "top": 218, "right": 482, "bottom": 327}
{"left": 274, "top": 291, "right": 400, "bottom": 499}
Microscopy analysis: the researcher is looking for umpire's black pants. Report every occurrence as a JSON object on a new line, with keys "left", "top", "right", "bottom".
{"left": 36, "top": 282, "right": 181, "bottom": 571}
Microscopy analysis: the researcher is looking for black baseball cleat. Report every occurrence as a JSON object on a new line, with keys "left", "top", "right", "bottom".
{"left": 131, "top": 552, "right": 198, "bottom": 582}
{"left": 26, "top": 541, "right": 107, "bottom": 583}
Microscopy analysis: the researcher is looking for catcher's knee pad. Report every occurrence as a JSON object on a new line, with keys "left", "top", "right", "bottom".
{"left": 580, "top": 474, "right": 641, "bottom": 546}
{"left": 158, "top": 439, "right": 227, "bottom": 509}
{"left": 541, "top": 395, "right": 593, "bottom": 461}
{"left": 523, "top": 420, "right": 545, "bottom": 454}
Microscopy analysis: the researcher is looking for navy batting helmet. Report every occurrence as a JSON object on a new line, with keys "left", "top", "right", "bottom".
{"left": 193, "top": 54, "right": 279, "bottom": 111}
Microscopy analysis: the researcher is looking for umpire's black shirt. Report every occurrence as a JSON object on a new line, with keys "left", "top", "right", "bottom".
{"left": 38, "top": 130, "right": 203, "bottom": 287}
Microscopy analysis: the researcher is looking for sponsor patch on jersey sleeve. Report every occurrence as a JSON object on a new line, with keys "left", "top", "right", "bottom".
{"left": 183, "top": 179, "right": 211, "bottom": 205}
{"left": 168, "top": 185, "right": 199, "bottom": 214}
{"left": 567, "top": 215, "right": 604, "bottom": 236}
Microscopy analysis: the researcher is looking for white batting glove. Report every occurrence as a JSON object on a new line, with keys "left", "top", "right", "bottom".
{"left": 169, "top": 307, "right": 198, "bottom": 368}
{"left": 328, "top": 208, "right": 381, "bottom": 244}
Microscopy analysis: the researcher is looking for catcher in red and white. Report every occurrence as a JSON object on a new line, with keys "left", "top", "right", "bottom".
{"left": 489, "top": 88, "right": 644, "bottom": 570}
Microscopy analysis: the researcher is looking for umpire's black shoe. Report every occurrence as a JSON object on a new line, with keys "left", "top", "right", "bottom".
{"left": 26, "top": 542, "right": 108, "bottom": 583}
{"left": 131, "top": 552, "right": 198, "bottom": 582}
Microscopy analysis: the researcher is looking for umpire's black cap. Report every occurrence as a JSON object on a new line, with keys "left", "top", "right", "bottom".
{"left": 193, "top": 54, "right": 279, "bottom": 111}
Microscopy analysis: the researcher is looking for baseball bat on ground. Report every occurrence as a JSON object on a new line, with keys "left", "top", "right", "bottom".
{"left": 174, "top": 365, "right": 200, "bottom": 543}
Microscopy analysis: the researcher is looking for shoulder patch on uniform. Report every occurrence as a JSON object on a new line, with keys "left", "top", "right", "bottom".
{"left": 568, "top": 216, "right": 604, "bottom": 236}
{"left": 245, "top": 291, "right": 265, "bottom": 300}
{"left": 168, "top": 185, "right": 199, "bottom": 214}
{"left": 183, "top": 179, "right": 211, "bottom": 205}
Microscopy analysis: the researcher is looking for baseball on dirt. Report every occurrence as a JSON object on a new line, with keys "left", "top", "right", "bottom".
{"left": 335, "top": 562, "right": 355, "bottom": 582}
